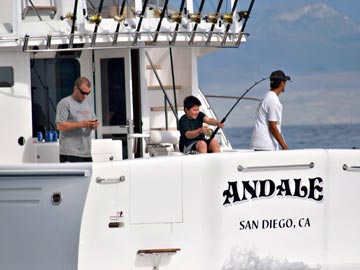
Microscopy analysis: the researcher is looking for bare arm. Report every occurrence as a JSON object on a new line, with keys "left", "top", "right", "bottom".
{"left": 269, "top": 121, "right": 288, "bottom": 150}
{"left": 185, "top": 128, "right": 203, "bottom": 139}
{"left": 203, "top": 116, "right": 224, "bottom": 128}
{"left": 57, "top": 119, "right": 98, "bottom": 131}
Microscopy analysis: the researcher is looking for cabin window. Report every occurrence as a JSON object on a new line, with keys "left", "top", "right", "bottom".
{"left": 31, "top": 58, "right": 80, "bottom": 137}
{"left": 0, "top": 67, "right": 14, "bottom": 87}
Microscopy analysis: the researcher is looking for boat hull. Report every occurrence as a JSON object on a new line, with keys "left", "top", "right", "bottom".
{"left": 1, "top": 149, "right": 358, "bottom": 269}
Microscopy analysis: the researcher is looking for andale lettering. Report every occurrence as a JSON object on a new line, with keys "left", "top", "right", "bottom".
{"left": 223, "top": 177, "right": 323, "bottom": 205}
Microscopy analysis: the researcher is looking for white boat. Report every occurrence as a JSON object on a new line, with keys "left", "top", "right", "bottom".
{"left": 1, "top": 1, "right": 359, "bottom": 270}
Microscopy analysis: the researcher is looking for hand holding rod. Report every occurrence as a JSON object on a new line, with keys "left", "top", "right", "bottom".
{"left": 207, "top": 77, "right": 269, "bottom": 143}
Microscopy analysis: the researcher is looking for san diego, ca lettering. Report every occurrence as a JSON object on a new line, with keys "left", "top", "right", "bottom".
{"left": 223, "top": 177, "right": 323, "bottom": 205}
{"left": 239, "top": 217, "right": 311, "bottom": 230}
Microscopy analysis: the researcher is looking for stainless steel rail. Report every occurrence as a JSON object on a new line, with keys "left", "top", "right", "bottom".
{"left": 237, "top": 162, "right": 315, "bottom": 172}
{"left": 343, "top": 164, "right": 360, "bottom": 171}
{"left": 96, "top": 176, "right": 125, "bottom": 184}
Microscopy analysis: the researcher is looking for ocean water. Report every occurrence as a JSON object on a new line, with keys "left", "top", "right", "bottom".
{"left": 225, "top": 123, "right": 360, "bottom": 150}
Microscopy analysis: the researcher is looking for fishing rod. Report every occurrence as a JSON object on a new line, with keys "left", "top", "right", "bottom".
{"left": 152, "top": 0, "right": 170, "bottom": 45}
{"left": 68, "top": 0, "right": 79, "bottom": 47}
{"left": 169, "top": 0, "right": 186, "bottom": 45}
{"left": 205, "top": 0, "right": 224, "bottom": 46}
{"left": 235, "top": 0, "right": 255, "bottom": 46}
{"left": 133, "top": 0, "right": 149, "bottom": 45}
{"left": 220, "top": 0, "right": 239, "bottom": 46}
{"left": 239, "top": 0, "right": 255, "bottom": 32}
{"left": 207, "top": 76, "right": 268, "bottom": 143}
{"left": 188, "top": 0, "right": 206, "bottom": 45}
{"left": 112, "top": 0, "right": 128, "bottom": 46}
{"left": 90, "top": 0, "right": 105, "bottom": 47}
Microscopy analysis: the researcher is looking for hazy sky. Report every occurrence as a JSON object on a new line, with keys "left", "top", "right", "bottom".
{"left": 198, "top": 0, "right": 360, "bottom": 127}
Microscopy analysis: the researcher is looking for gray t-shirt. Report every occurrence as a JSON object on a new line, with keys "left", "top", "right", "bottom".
{"left": 55, "top": 96, "right": 96, "bottom": 157}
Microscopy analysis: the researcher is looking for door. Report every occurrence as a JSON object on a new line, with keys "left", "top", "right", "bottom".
{"left": 94, "top": 49, "right": 134, "bottom": 159}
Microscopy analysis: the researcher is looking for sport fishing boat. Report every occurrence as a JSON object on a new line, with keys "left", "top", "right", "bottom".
{"left": 1, "top": 1, "right": 359, "bottom": 270}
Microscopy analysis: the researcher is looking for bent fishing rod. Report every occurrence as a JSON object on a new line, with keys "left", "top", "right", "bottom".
{"left": 207, "top": 76, "right": 269, "bottom": 143}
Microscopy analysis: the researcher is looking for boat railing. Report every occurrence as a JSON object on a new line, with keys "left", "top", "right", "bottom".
{"left": 3, "top": 0, "right": 256, "bottom": 51}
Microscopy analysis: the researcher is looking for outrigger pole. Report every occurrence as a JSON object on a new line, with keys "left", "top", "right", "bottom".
{"left": 206, "top": 77, "right": 268, "bottom": 143}
{"left": 205, "top": 0, "right": 224, "bottom": 46}
{"left": 188, "top": 0, "right": 206, "bottom": 45}
{"left": 170, "top": 0, "right": 186, "bottom": 45}
{"left": 90, "top": 0, "right": 105, "bottom": 47}
{"left": 112, "top": 0, "right": 127, "bottom": 46}
{"left": 133, "top": 0, "right": 149, "bottom": 45}
{"left": 152, "top": 0, "right": 170, "bottom": 45}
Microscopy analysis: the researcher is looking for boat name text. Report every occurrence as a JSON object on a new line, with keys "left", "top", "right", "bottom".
{"left": 223, "top": 177, "right": 323, "bottom": 205}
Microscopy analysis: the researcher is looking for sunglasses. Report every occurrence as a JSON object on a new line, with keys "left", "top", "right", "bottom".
{"left": 77, "top": 86, "right": 91, "bottom": 96}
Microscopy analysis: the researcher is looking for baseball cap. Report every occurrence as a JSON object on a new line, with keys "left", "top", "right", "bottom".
{"left": 270, "top": 70, "right": 291, "bottom": 82}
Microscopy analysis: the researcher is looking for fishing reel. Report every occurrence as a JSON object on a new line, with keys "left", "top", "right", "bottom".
{"left": 204, "top": 127, "right": 214, "bottom": 138}
{"left": 168, "top": 12, "right": 183, "bottom": 23}
{"left": 114, "top": 15, "right": 125, "bottom": 22}
{"left": 189, "top": 12, "right": 201, "bottom": 24}
{"left": 60, "top": 12, "right": 73, "bottom": 21}
{"left": 237, "top": 10, "right": 249, "bottom": 22}
{"left": 204, "top": 13, "right": 219, "bottom": 24}
{"left": 87, "top": 14, "right": 102, "bottom": 25}
{"left": 114, "top": 14, "right": 129, "bottom": 27}
{"left": 152, "top": 8, "right": 162, "bottom": 18}
{"left": 222, "top": 13, "right": 234, "bottom": 24}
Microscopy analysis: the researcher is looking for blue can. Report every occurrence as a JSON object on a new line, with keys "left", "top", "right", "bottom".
{"left": 45, "top": 131, "right": 53, "bottom": 142}
{"left": 52, "top": 131, "right": 58, "bottom": 142}
{"left": 37, "top": 132, "right": 43, "bottom": 142}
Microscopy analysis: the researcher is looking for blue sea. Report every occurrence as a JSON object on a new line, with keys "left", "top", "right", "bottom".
{"left": 225, "top": 123, "right": 360, "bottom": 150}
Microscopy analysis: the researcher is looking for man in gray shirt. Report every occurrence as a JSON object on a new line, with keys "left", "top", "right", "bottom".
{"left": 55, "top": 77, "right": 99, "bottom": 162}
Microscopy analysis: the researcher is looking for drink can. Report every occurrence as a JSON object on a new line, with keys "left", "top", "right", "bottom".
{"left": 52, "top": 131, "right": 58, "bottom": 142}
{"left": 45, "top": 131, "right": 53, "bottom": 142}
{"left": 37, "top": 132, "right": 43, "bottom": 142}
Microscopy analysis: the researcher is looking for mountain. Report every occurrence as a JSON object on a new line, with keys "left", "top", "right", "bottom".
{"left": 199, "top": 1, "right": 360, "bottom": 126}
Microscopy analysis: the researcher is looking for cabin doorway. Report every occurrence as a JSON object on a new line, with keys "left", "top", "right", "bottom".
{"left": 94, "top": 49, "right": 141, "bottom": 159}
{"left": 30, "top": 49, "right": 141, "bottom": 160}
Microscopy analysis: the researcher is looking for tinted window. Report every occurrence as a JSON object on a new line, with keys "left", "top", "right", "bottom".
{"left": 0, "top": 67, "right": 14, "bottom": 87}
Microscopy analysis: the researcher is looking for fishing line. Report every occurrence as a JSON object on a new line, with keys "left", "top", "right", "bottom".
{"left": 206, "top": 76, "right": 269, "bottom": 143}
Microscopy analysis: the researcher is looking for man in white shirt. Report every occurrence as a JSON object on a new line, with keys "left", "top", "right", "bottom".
{"left": 250, "top": 70, "right": 291, "bottom": 151}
